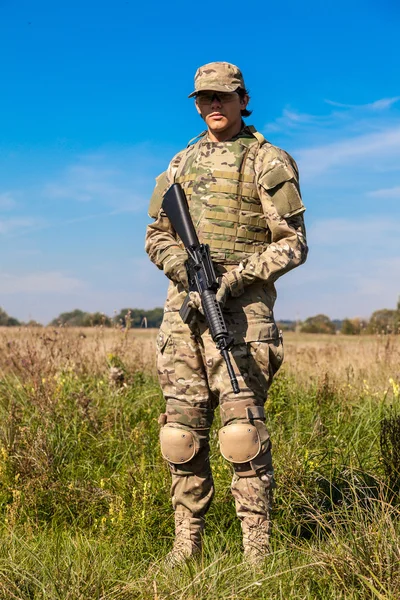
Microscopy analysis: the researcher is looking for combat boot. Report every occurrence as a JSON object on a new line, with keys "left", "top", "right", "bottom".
{"left": 242, "top": 517, "right": 271, "bottom": 565}
{"left": 164, "top": 512, "right": 204, "bottom": 567}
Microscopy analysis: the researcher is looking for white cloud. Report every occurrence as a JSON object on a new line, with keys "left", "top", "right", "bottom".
{"left": 42, "top": 147, "right": 167, "bottom": 212}
{"left": 265, "top": 96, "right": 400, "bottom": 184}
{"left": 297, "top": 126, "right": 400, "bottom": 180}
{"left": 280, "top": 109, "right": 331, "bottom": 125}
{"left": 355, "top": 257, "right": 400, "bottom": 296}
{"left": 368, "top": 186, "right": 400, "bottom": 198}
{"left": 1, "top": 265, "right": 168, "bottom": 323}
{"left": 370, "top": 98, "right": 400, "bottom": 111}
{"left": 0, "top": 192, "right": 17, "bottom": 210}
{"left": 325, "top": 97, "right": 400, "bottom": 111}
{"left": 266, "top": 96, "right": 400, "bottom": 135}
{"left": 44, "top": 163, "right": 145, "bottom": 210}
{"left": 264, "top": 108, "right": 336, "bottom": 132}
{"left": 0, "top": 271, "right": 85, "bottom": 294}
{"left": 308, "top": 216, "right": 398, "bottom": 246}
{"left": 0, "top": 217, "right": 45, "bottom": 235}
{"left": 275, "top": 214, "right": 400, "bottom": 320}
{"left": 276, "top": 255, "right": 400, "bottom": 320}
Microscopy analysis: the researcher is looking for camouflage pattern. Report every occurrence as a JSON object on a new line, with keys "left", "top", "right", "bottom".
{"left": 164, "top": 513, "right": 204, "bottom": 567}
{"left": 174, "top": 132, "right": 269, "bottom": 265}
{"left": 167, "top": 126, "right": 305, "bottom": 266}
{"left": 162, "top": 252, "right": 188, "bottom": 288}
{"left": 188, "top": 61, "right": 245, "bottom": 98}
{"left": 145, "top": 122, "right": 308, "bottom": 554}
{"left": 156, "top": 310, "right": 283, "bottom": 411}
{"left": 145, "top": 126, "right": 307, "bottom": 307}
{"left": 148, "top": 170, "right": 168, "bottom": 219}
{"left": 241, "top": 515, "right": 272, "bottom": 563}
{"left": 155, "top": 308, "right": 281, "bottom": 529}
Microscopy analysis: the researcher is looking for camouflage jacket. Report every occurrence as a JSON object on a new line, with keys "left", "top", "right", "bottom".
{"left": 145, "top": 125, "right": 308, "bottom": 344}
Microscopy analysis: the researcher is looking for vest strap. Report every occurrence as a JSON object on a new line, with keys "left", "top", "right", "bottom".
{"left": 202, "top": 223, "right": 236, "bottom": 237}
{"left": 248, "top": 125, "right": 266, "bottom": 145}
{"left": 207, "top": 238, "right": 235, "bottom": 250}
{"left": 209, "top": 197, "right": 241, "bottom": 209}
{"left": 177, "top": 170, "right": 255, "bottom": 185}
{"left": 208, "top": 183, "right": 259, "bottom": 199}
{"left": 204, "top": 209, "right": 266, "bottom": 229}
{"left": 175, "top": 174, "right": 194, "bottom": 183}
{"left": 204, "top": 209, "right": 237, "bottom": 223}
{"left": 202, "top": 222, "right": 267, "bottom": 242}
{"left": 209, "top": 197, "right": 263, "bottom": 212}
{"left": 236, "top": 228, "right": 266, "bottom": 242}
{"left": 212, "top": 170, "right": 254, "bottom": 183}
{"left": 204, "top": 237, "right": 265, "bottom": 254}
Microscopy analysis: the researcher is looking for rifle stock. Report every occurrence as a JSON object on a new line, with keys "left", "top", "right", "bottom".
{"left": 162, "top": 183, "right": 199, "bottom": 248}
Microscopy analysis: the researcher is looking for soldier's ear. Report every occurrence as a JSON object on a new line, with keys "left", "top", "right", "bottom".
{"left": 239, "top": 94, "right": 249, "bottom": 109}
{"left": 195, "top": 100, "right": 202, "bottom": 116}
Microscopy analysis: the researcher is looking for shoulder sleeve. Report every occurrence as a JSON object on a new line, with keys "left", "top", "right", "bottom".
{"left": 148, "top": 171, "right": 169, "bottom": 218}
{"left": 255, "top": 145, "right": 305, "bottom": 218}
{"left": 147, "top": 148, "right": 188, "bottom": 219}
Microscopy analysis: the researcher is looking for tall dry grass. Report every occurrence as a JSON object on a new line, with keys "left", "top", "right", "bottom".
{"left": 0, "top": 325, "right": 399, "bottom": 599}
{"left": 2, "top": 326, "right": 399, "bottom": 389}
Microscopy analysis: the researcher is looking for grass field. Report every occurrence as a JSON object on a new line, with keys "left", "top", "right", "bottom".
{"left": 0, "top": 326, "right": 399, "bottom": 599}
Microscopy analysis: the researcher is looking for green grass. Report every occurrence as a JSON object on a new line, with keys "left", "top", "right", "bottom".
{"left": 0, "top": 343, "right": 399, "bottom": 599}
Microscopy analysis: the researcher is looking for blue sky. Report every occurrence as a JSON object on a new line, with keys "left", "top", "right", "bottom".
{"left": 1, "top": 0, "right": 399, "bottom": 324}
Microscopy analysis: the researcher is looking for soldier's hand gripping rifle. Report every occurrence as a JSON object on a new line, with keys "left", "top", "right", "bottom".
{"left": 162, "top": 183, "right": 240, "bottom": 394}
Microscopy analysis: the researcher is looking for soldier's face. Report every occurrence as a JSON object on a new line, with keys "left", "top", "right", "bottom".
{"left": 195, "top": 91, "right": 249, "bottom": 140}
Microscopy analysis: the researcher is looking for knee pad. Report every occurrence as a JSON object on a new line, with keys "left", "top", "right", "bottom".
{"left": 219, "top": 421, "right": 261, "bottom": 462}
{"left": 160, "top": 423, "right": 200, "bottom": 465}
{"left": 218, "top": 404, "right": 272, "bottom": 477}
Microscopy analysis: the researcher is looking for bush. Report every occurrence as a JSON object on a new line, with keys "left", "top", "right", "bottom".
{"left": 300, "top": 314, "right": 336, "bottom": 334}
{"left": 0, "top": 307, "right": 20, "bottom": 326}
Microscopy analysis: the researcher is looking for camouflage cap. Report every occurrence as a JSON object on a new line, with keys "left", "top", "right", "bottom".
{"left": 188, "top": 62, "right": 245, "bottom": 98}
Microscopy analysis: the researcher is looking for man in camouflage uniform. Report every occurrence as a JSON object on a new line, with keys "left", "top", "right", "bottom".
{"left": 145, "top": 62, "right": 308, "bottom": 565}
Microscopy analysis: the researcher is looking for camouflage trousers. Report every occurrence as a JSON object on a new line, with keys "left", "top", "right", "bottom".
{"left": 156, "top": 310, "right": 283, "bottom": 525}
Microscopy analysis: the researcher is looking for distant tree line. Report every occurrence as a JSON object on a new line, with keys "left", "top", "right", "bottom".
{"left": 0, "top": 308, "right": 42, "bottom": 327}
{"left": 0, "top": 307, "right": 165, "bottom": 328}
{"left": 0, "top": 307, "right": 20, "bottom": 327}
{"left": 1, "top": 299, "right": 400, "bottom": 334}
{"left": 280, "top": 298, "right": 400, "bottom": 335}
{"left": 47, "top": 308, "right": 164, "bottom": 328}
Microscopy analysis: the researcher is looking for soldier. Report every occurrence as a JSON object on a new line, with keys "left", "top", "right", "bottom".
{"left": 145, "top": 62, "right": 308, "bottom": 565}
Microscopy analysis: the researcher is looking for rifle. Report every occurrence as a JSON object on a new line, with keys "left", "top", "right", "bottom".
{"left": 162, "top": 183, "right": 240, "bottom": 394}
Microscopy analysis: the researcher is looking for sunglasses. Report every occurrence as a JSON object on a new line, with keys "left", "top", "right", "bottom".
{"left": 196, "top": 92, "right": 238, "bottom": 105}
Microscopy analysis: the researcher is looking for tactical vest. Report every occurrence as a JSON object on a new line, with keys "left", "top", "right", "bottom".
{"left": 173, "top": 126, "right": 270, "bottom": 264}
